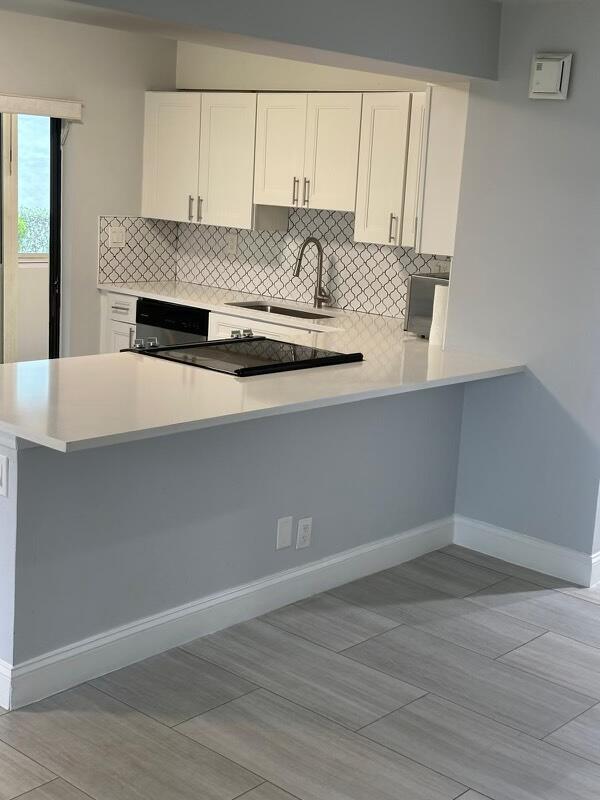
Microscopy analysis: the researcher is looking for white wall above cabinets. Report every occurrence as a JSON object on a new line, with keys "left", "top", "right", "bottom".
{"left": 142, "top": 91, "right": 287, "bottom": 231}
{"left": 254, "top": 92, "right": 362, "bottom": 212}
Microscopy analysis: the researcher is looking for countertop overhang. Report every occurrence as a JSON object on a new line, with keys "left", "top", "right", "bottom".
{"left": 0, "top": 283, "right": 524, "bottom": 452}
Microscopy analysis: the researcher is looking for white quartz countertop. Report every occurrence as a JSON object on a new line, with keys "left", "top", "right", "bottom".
{"left": 0, "top": 282, "right": 524, "bottom": 452}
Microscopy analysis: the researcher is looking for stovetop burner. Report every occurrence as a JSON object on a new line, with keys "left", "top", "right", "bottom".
{"left": 127, "top": 336, "right": 364, "bottom": 377}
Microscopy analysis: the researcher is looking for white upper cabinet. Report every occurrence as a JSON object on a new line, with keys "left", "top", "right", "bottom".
{"left": 401, "top": 92, "right": 426, "bottom": 249}
{"left": 142, "top": 92, "right": 201, "bottom": 223}
{"left": 197, "top": 93, "right": 257, "bottom": 229}
{"left": 254, "top": 93, "right": 307, "bottom": 208}
{"left": 415, "top": 85, "right": 469, "bottom": 257}
{"left": 303, "top": 93, "right": 362, "bottom": 212}
{"left": 141, "top": 88, "right": 468, "bottom": 254}
{"left": 254, "top": 92, "right": 361, "bottom": 211}
{"left": 354, "top": 87, "right": 468, "bottom": 256}
{"left": 354, "top": 92, "right": 411, "bottom": 246}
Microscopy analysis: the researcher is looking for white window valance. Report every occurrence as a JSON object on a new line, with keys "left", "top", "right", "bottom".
{"left": 0, "top": 93, "right": 82, "bottom": 121}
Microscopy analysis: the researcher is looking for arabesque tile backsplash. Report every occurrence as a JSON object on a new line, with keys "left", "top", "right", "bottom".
{"left": 98, "top": 210, "right": 443, "bottom": 319}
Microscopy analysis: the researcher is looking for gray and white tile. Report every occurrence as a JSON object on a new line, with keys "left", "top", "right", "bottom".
{"left": 177, "top": 689, "right": 465, "bottom": 800}
{"left": 469, "top": 578, "right": 600, "bottom": 648}
{"left": 0, "top": 739, "right": 55, "bottom": 800}
{"left": 0, "top": 685, "right": 260, "bottom": 800}
{"left": 440, "top": 545, "right": 572, "bottom": 589}
{"left": 361, "top": 693, "right": 600, "bottom": 800}
{"left": 499, "top": 632, "right": 600, "bottom": 698}
{"left": 261, "top": 592, "right": 398, "bottom": 651}
{"left": 344, "top": 625, "right": 595, "bottom": 737}
{"left": 91, "top": 647, "right": 256, "bottom": 726}
{"left": 182, "top": 618, "right": 424, "bottom": 730}
{"left": 387, "top": 551, "right": 506, "bottom": 597}
{"left": 12, "top": 779, "right": 94, "bottom": 800}
{"left": 331, "top": 569, "right": 545, "bottom": 658}
{"left": 546, "top": 704, "right": 600, "bottom": 764}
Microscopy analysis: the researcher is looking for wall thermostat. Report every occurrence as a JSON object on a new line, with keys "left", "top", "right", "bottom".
{"left": 529, "top": 53, "right": 572, "bottom": 100}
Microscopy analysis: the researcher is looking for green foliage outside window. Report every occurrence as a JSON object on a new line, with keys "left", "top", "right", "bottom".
{"left": 18, "top": 207, "right": 50, "bottom": 254}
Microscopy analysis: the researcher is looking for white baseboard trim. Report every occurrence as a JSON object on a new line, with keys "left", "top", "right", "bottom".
{"left": 6, "top": 516, "right": 454, "bottom": 710}
{"left": 454, "top": 514, "right": 597, "bottom": 587}
{"left": 0, "top": 660, "right": 11, "bottom": 710}
{"left": 590, "top": 551, "right": 600, "bottom": 587}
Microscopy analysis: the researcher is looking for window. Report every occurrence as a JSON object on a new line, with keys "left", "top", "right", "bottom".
{"left": 17, "top": 114, "right": 50, "bottom": 256}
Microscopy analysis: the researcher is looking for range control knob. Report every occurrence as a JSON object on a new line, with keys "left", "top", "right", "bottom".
{"left": 242, "top": 329, "right": 254, "bottom": 338}
{"left": 231, "top": 330, "right": 242, "bottom": 339}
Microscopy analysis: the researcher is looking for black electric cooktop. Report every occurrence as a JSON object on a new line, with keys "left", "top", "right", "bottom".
{"left": 129, "top": 337, "right": 364, "bottom": 377}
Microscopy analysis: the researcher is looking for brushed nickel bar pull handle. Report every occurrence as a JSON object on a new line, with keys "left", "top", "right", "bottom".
{"left": 388, "top": 212, "right": 396, "bottom": 243}
{"left": 197, "top": 196, "right": 203, "bottom": 223}
{"left": 303, "top": 178, "right": 310, "bottom": 207}
{"left": 292, "top": 177, "right": 299, "bottom": 206}
{"left": 188, "top": 195, "right": 194, "bottom": 222}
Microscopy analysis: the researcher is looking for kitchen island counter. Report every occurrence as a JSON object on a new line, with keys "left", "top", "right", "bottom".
{"left": 0, "top": 283, "right": 523, "bottom": 451}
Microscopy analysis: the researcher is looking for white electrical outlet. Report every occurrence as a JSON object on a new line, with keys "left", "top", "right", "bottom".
{"left": 108, "top": 226, "right": 127, "bottom": 248}
{"left": 0, "top": 454, "right": 8, "bottom": 497}
{"left": 296, "top": 517, "right": 312, "bottom": 549}
{"left": 224, "top": 231, "right": 238, "bottom": 257}
{"left": 276, "top": 516, "right": 293, "bottom": 550}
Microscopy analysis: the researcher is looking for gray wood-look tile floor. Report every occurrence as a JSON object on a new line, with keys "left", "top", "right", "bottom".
{"left": 1, "top": 546, "right": 599, "bottom": 800}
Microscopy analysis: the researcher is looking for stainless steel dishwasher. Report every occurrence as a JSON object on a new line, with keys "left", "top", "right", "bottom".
{"left": 135, "top": 298, "right": 209, "bottom": 347}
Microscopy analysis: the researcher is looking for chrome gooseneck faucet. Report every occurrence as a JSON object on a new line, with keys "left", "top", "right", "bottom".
{"left": 293, "top": 236, "right": 331, "bottom": 309}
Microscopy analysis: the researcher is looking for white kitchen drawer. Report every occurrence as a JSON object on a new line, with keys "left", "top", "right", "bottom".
{"left": 107, "top": 292, "right": 137, "bottom": 324}
{"left": 208, "top": 312, "right": 317, "bottom": 346}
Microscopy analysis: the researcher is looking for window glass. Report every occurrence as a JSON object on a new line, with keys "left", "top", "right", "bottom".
{"left": 18, "top": 115, "right": 50, "bottom": 255}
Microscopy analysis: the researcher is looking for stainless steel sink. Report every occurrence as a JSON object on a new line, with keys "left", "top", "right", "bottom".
{"left": 225, "top": 301, "right": 332, "bottom": 320}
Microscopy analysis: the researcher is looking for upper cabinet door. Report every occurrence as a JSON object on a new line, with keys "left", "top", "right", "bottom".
{"left": 142, "top": 92, "right": 201, "bottom": 223}
{"left": 197, "top": 93, "right": 257, "bottom": 230}
{"left": 354, "top": 93, "right": 411, "bottom": 246}
{"left": 401, "top": 92, "right": 426, "bottom": 249}
{"left": 303, "top": 93, "right": 362, "bottom": 212}
{"left": 416, "top": 85, "right": 469, "bottom": 257}
{"left": 254, "top": 93, "right": 307, "bottom": 208}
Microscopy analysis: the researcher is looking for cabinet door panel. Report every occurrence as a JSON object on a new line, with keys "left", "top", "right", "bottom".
{"left": 208, "top": 313, "right": 315, "bottom": 345}
{"left": 142, "top": 92, "right": 201, "bottom": 223}
{"left": 416, "top": 85, "right": 469, "bottom": 257}
{"left": 354, "top": 93, "right": 410, "bottom": 246}
{"left": 303, "top": 93, "right": 362, "bottom": 212}
{"left": 254, "top": 94, "right": 307, "bottom": 207}
{"left": 401, "top": 93, "right": 426, "bottom": 249}
{"left": 110, "top": 321, "right": 135, "bottom": 353}
{"left": 198, "top": 93, "right": 257, "bottom": 229}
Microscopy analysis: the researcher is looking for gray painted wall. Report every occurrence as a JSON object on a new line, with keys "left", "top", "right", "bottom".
{"left": 13, "top": 387, "right": 463, "bottom": 663}
{"left": 66, "top": 0, "right": 501, "bottom": 79}
{"left": 446, "top": 1, "right": 600, "bottom": 554}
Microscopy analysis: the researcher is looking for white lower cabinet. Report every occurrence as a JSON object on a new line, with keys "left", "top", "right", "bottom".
{"left": 100, "top": 292, "right": 138, "bottom": 353}
{"left": 110, "top": 320, "right": 136, "bottom": 352}
{"left": 208, "top": 312, "right": 316, "bottom": 346}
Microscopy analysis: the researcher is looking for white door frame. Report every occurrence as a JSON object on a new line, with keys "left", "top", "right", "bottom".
{"left": 1, "top": 113, "right": 18, "bottom": 364}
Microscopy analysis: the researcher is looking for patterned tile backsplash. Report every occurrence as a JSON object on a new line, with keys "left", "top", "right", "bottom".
{"left": 98, "top": 216, "right": 177, "bottom": 284}
{"left": 99, "top": 211, "right": 443, "bottom": 319}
